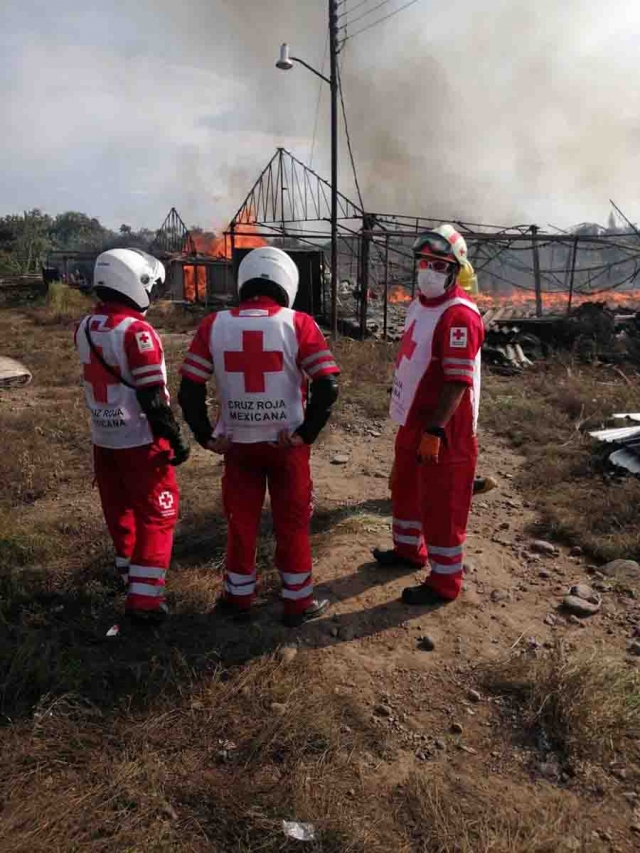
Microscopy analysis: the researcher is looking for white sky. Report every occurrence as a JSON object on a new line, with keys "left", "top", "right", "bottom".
{"left": 1, "top": 0, "right": 639, "bottom": 231}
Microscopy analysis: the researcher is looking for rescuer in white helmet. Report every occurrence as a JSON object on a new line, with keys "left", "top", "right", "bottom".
{"left": 373, "top": 226, "right": 485, "bottom": 604}
{"left": 74, "top": 248, "right": 189, "bottom": 622}
{"left": 178, "top": 246, "right": 339, "bottom": 627}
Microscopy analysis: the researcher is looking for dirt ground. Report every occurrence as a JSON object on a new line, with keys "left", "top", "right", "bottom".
{"left": 2, "top": 301, "right": 640, "bottom": 851}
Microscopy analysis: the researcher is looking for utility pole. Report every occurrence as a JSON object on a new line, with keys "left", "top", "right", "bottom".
{"left": 275, "top": 4, "right": 339, "bottom": 334}
{"left": 567, "top": 236, "right": 579, "bottom": 314}
{"left": 329, "top": 0, "right": 339, "bottom": 338}
{"left": 531, "top": 224, "right": 542, "bottom": 317}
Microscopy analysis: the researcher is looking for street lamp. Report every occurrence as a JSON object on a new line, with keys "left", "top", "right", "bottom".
{"left": 276, "top": 7, "right": 339, "bottom": 338}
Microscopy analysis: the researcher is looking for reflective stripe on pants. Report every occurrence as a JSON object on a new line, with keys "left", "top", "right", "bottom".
{"left": 94, "top": 441, "right": 178, "bottom": 613}
{"left": 222, "top": 442, "right": 314, "bottom": 615}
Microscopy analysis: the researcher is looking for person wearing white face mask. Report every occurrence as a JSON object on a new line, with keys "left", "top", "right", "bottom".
{"left": 373, "top": 226, "right": 485, "bottom": 605}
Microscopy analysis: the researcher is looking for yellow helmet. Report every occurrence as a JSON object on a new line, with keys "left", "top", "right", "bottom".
{"left": 457, "top": 261, "right": 478, "bottom": 295}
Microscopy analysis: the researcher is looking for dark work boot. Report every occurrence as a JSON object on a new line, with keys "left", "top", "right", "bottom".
{"left": 282, "top": 598, "right": 330, "bottom": 628}
{"left": 372, "top": 547, "right": 424, "bottom": 570}
{"left": 401, "top": 585, "right": 453, "bottom": 606}
{"left": 126, "top": 602, "right": 170, "bottom": 624}
{"left": 215, "top": 597, "right": 255, "bottom": 622}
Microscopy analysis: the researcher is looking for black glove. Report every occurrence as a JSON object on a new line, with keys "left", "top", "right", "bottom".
{"left": 169, "top": 434, "right": 191, "bottom": 467}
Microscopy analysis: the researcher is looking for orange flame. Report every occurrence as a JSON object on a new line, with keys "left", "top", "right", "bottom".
{"left": 475, "top": 289, "right": 640, "bottom": 312}
{"left": 388, "top": 285, "right": 412, "bottom": 304}
{"left": 183, "top": 265, "right": 207, "bottom": 302}
{"left": 187, "top": 209, "right": 267, "bottom": 260}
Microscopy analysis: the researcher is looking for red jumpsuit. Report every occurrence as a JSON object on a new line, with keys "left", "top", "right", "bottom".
{"left": 389, "top": 286, "right": 484, "bottom": 600}
{"left": 180, "top": 296, "right": 339, "bottom": 616}
{"left": 75, "top": 303, "right": 179, "bottom": 614}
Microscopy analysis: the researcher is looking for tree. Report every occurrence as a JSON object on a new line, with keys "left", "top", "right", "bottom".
{"left": 51, "top": 211, "right": 109, "bottom": 251}
{"left": 0, "top": 210, "right": 54, "bottom": 274}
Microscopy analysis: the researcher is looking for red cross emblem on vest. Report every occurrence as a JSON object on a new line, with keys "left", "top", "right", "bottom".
{"left": 396, "top": 320, "right": 417, "bottom": 367}
{"left": 83, "top": 345, "right": 122, "bottom": 404}
{"left": 224, "top": 330, "right": 284, "bottom": 393}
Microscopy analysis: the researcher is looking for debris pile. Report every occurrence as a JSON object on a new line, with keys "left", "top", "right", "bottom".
{"left": 590, "top": 414, "right": 640, "bottom": 475}
{"left": 482, "top": 306, "right": 542, "bottom": 371}
{"left": 0, "top": 356, "right": 32, "bottom": 389}
{"left": 339, "top": 285, "right": 640, "bottom": 373}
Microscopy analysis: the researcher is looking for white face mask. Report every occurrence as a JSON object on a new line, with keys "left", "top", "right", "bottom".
{"left": 417, "top": 267, "right": 449, "bottom": 299}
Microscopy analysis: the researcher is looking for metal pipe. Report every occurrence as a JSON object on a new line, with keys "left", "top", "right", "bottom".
{"left": 383, "top": 235, "right": 389, "bottom": 342}
{"left": 531, "top": 225, "right": 542, "bottom": 316}
{"left": 329, "top": 0, "right": 339, "bottom": 338}
{"left": 567, "top": 236, "right": 579, "bottom": 314}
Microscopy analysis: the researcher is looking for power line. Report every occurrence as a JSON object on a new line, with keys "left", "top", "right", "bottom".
{"left": 337, "top": 0, "right": 375, "bottom": 20}
{"left": 338, "top": 0, "right": 395, "bottom": 31}
{"left": 341, "top": 0, "right": 423, "bottom": 43}
{"left": 337, "top": 61, "right": 364, "bottom": 210}
{"left": 309, "top": 32, "right": 329, "bottom": 168}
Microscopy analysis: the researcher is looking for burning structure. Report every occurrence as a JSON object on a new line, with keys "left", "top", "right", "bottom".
{"left": 150, "top": 207, "right": 268, "bottom": 305}
{"left": 148, "top": 147, "right": 640, "bottom": 356}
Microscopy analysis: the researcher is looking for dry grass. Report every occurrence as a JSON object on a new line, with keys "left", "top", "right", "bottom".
{"left": 147, "top": 299, "right": 208, "bottom": 334}
{"left": 483, "top": 359, "right": 640, "bottom": 561}
{"left": 399, "top": 769, "right": 602, "bottom": 853}
{"left": 480, "top": 642, "right": 640, "bottom": 765}
{"left": 4, "top": 304, "right": 640, "bottom": 851}
{"left": 0, "top": 653, "right": 401, "bottom": 853}
{"left": 33, "top": 281, "right": 93, "bottom": 326}
{"left": 331, "top": 337, "right": 396, "bottom": 424}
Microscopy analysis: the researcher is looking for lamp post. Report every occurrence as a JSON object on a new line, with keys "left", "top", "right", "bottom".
{"left": 276, "top": 0, "right": 339, "bottom": 337}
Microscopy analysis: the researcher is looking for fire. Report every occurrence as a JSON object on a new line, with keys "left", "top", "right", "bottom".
{"left": 187, "top": 209, "right": 267, "bottom": 260}
{"left": 181, "top": 208, "right": 267, "bottom": 302}
{"left": 388, "top": 285, "right": 412, "bottom": 304}
{"left": 183, "top": 265, "right": 207, "bottom": 302}
{"left": 475, "top": 289, "right": 640, "bottom": 313}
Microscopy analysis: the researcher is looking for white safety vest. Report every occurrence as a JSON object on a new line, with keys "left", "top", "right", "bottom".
{"left": 210, "top": 307, "right": 306, "bottom": 444}
{"left": 390, "top": 296, "right": 482, "bottom": 431}
{"left": 77, "top": 314, "right": 166, "bottom": 449}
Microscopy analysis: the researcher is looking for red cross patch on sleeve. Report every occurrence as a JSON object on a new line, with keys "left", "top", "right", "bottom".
{"left": 135, "top": 331, "right": 154, "bottom": 353}
{"left": 449, "top": 327, "right": 468, "bottom": 349}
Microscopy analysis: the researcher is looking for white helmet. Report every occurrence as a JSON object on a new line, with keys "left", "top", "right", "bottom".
{"left": 434, "top": 223, "right": 469, "bottom": 265}
{"left": 93, "top": 249, "right": 166, "bottom": 312}
{"left": 237, "top": 246, "right": 299, "bottom": 308}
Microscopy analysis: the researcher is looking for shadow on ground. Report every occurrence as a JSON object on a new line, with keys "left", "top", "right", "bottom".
{"left": 0, "top": 495, "right": 445, "bottom": 723}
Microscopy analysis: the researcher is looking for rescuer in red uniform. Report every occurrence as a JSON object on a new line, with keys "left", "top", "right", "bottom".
{"left": 178, "top": 246, "right": 339, "bottom": 627}
{"left": 75, "top": 249, "right": 190, "bottom": 622}
{"left": 374, "top": 227, "right": 485, "bottom": 604}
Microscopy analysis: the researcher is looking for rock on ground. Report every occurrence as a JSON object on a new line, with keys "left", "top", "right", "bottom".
{"left": 600, "top": 559, "right": 640, "bottom": 583}
{"left": 563, "top": 584, "right": 602, "bottom": 616}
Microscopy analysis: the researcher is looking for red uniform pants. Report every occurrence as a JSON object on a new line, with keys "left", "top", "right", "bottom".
{"left": 222, "top": 442, "right": 314, "bottom": 616}
{"left": 93, "top": 441, "right": 179, "bottom": 613}
{"left": 391, "top": 426, "right": 477, "bottom": 600}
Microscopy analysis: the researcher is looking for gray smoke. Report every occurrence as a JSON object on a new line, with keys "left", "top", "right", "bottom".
{"left": 203, "top": 0, "right": 640, "bottom": 226}
{"left": 2, "top": 0, "right": 639, "bottom": 227}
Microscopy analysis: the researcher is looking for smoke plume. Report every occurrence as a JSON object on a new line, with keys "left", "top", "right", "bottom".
{"left": 1, "top": 0, "right": 639, "bottom": 227}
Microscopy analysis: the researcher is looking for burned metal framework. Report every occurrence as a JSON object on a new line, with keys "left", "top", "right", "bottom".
{"left": 229, "top": 147, "right": 363, "bottom": 237}
{"left": 227, "top": 147, "right": 369, "bottom": 331}
{"left": 150, "top": 206, "right": 196, "bottom": 256}
{"left": 142, "top": 150, "right": 639, "bottom": 337}
{"left": 357, "top": 215, "right": 640, "bottom": 338}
